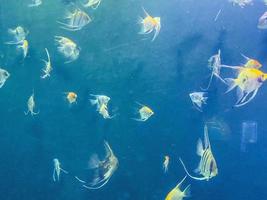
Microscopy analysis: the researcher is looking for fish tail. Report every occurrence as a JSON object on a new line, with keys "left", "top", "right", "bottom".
{"left": 224, "top": 78, "right": 237, "bottom": 93}
{"left": 179, "top": 158, "right": 207, "bottom": 181}
{"left": 183, "top": 184, "right": 191, "bottom": 197}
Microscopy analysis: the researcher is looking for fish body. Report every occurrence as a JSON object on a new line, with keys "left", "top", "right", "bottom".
{"left": 179, "top": 125, "right": 218, "bottom": 181}
{"left": 163, "top": 156, "right": 170, "bottom": 173}
{"left": 28, "top": 0, "right": 42, "bottom": 7}
{"left": 25, "top": 92, "right": 39, "bottom": 116}
{"left": 83, "top": 0, "right": 101, "bottom": 9}
{"left": 224, "top": 66, "right": 267, "bottom": 107}
{"left": 65, "top": 92, "right": 77, "bottom": 104}
{"left": 55, "top": 36, "right": 80, "bottom": 63}
{"left": 58, "top": 8, "right": 91, "bottom": 31}
{"left": 165, "top": 176, "right": 190, "bottom": 200}
{"left": 41, "top": 48, "right": 52, "bottom": 79}
{"left": 0, "top": 68, "right": 10, "bottom": 88}
{"left": 139, "top": 8, "right": 161, "bottom": 41}
{"left": 229, "top": 0, "right": 253, "bottom": 8}
{"left": 189, "top": 92, "right": 208, "bottom": 112}
{"left": 258, "top": 11, "right": 267, "bottom": 29}
{"left": 133, "top": 102, "right": 154, "bottom": 122}
{"left": 53, "top": 158, "right": 68, "bottom": 182}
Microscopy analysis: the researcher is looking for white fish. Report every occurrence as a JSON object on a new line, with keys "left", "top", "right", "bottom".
{"left": 258, "top": 11, "right": 267, "bottom": 29}
{"left": 53, "top": 158, "right": 68, "bottom": 182}
{"left": 28, "top": 0, "right": 42, "bottom": 7}
{"left": 189, "top": 92, "right": 208, "bottom": 112}
{"left": 90, "top": 94, "right": 114, "bottom": 119}
{"left": 0, "top": 68, "right": 10, "bottom": 88}
{"left": 83, "top": 141, "right": 118, "bottom": 189}
{"left": 58, "top": 8, "right": 92, "bottom": 31}
{"left": 179, "top": 125, "right": 218, "bottom": 181}
{"left": 6, "top": 26, "right": 28, "bottom": 44}
{"left": 24, "top": 91, "right": 39, "bottom": 116}
{"left": 83, "top": 0, "right": 101, "bottom": 9}
{"left": 55, "top": 36, "right": 80, "bottom": 63}
{"left": 41, "top": 48, "right": 52, "bottom": 79}
{"left": 229, "top": 0, "right": 253, "bottom": 8}
{"left": 202, "top": 50, "right": 226, "bottom": 90}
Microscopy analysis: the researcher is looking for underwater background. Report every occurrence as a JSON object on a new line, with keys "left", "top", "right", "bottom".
{"left": 0, "top": 0, "right": 267, "bottom": 199}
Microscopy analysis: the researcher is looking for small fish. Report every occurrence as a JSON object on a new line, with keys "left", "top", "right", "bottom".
{"left": 138, "top": 7, "right": 161, "bottom": 41}
{"left": 58, "top": 8, "right": 92, "bottom": 31}
{"left": 163, "top": 155, "right": 170, "bottom": 173}
{"left": 65, "top": 92, "right": 78, "bottom": 104}
{"left": 0, "top": 68, "right": 10, "bottom": 88}
{"left": 229, "top": 0, "right": 253, "bottom": 8}
{"left": 83, "top": 141, "right": 118, "bottom": 189}
{"left": 179, "top": 125, "right": 218, "bottom": 181}
{"left": 165, "top": 176, "right": 191, "bottom": 200}
{"left": 132, "top": 102, "right": 154, "bottom": 122}
{"left": 221, "top": 64, "right": 267, "bottom": 107}
{"left": 28, "top": 0, "right": 42, "bottom": 7}
{"left": 55, "top": 36, "right": 80, "bottom": 63}
{"left": 90, "top": 94, "right": 114, "bottom": 119}
{"left": 83, "top": 0, "right": 101, "bottom": 9}
{"left": 25, "top": 91, "right": 39, "bottom": 116}
{"left": 6, "top": 26, "right": 28, "bottom": 44}
{"left": 189, "top": 92, "right": 208, "bottom": 112}
{"left": 53, "top": 158, "right": 68, "bottom": 182}
{"left": 202, "top": 49, "right": 225, "bottom": 90}
{"left": 258, "top": 11, "right": 267, "bottom": 29}
{"left": 17, "top": 39, "right": 29, "bottom": 58}
{"left": 41, "top": 48, "right": 52, "bottom": 79}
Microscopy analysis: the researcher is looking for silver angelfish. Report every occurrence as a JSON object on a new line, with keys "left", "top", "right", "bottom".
{"left": 0, "top": 68, "right": 10, "bottom": 88}
{"left": 53, "top": 158, "right": 68, "bottom": 182}
{"left": 189, "top": 92, "right": 208, "bottom": 112}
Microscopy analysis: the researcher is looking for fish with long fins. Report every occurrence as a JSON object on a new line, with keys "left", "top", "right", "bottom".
{"left": 165, "top": 176, "right": 191, "bottom": 200}
{"left": 258, "top": 11, "right": 267, "bottom": 29}
{"left": 52, "top": 158, "right": 68, "bottom": 182}
{"left": 179, "top": 125, "right": 218, "bottom": 181}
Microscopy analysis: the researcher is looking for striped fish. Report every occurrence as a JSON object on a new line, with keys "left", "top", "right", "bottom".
{"left": 179, "top": 125, "right": 218, "bottom": 181}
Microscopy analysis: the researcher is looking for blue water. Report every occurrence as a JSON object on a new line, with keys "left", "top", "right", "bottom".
{"left": 1, "top": 0, "right": 267, "bottom": 199}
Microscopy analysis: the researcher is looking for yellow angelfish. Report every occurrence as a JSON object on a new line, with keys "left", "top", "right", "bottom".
{"left": 165, "top": 176, "right": 190, "bottom": 200}
{"left": 138, "top": 7, "right": 161, "bottom": 41}
{"left": 223, "top": 64, "right": 267, "bottom": 107}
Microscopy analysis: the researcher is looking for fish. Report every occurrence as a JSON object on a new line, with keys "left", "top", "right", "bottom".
{"left": 17, "top": 39, "right": 29, "bottom": 58}
{"left": 55, "top": 36, "right": 80, "bottom": 63}
{"left": 163, "top": 155, "right": 170, "bottom": 173}
{"left": 165, "top": 176, "right": 191, "bottom": 200}
{"left": 90, "top": 94, "right": 114, "bottom": 119}
{"left": 24, "top": 91, "right": 39, "bottom": 116}
{"left": 0, "top": 68, "right": 10, "bottom": 88}
{"left": 179, "top": 125, "right": 218, "bottom": 181}
{"left": 6, "top": 26, "right": 28, "bottom": 44}
{"left": 83, "top": 0, "right": 101, "bottom": 9}
{"left": 41, "top": 48, "right": 52, "bottom": 79}
{"left": 258, "top": 11, "right": 267, "bottom": 29}
{"left": 221, "top": 63, "right": 267, "bottom": 107}
{"left": 132, "top": 102, "right": 154, "bottom": 122}
{"left": 28, "top": 0, "right": 42, "bottom": 7}
{"left": 138, "top": 7, "right": 161, "bottom": 41}
{"left": 65, "top": 92, "right": 78, "bottom": 104}
{"left": 202, "top": 49, "right": 225, "bottom": 90}
{"left": 229, "top": 0, "right": 253, "bottom": 8}
{"left": 189, "top": 92, "right": 208, "bottom": 112}
{"left": 57, "top": 8, "right": 92, "bottom": 31}
{"left": 83, "top": 141, "right": 118, "bottom": 189}
{"left": 53, "top": 158, "right": 68, "bottom": 182}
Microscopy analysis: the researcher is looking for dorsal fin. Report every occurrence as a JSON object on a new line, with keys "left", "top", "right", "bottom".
{"left": 204, "top": 125, "right": 211, "bottom": 149}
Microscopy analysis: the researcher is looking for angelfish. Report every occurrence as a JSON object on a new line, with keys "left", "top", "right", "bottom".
{"left": 179, "top": 125, "right": 218, "bottom": 181}
{"left": 53, "top": 158, "right": 68, "bottom": 182}
{"left": 258, "top": 11, "right": 267, "bottom": 29}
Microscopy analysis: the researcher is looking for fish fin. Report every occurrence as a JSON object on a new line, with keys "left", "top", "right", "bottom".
{"left": 179, "top": 158, "right": 207, "bottom": 181}
{"left": 204, "top": 125, "right": 210, "bottom": 149}
{"left": 135, "top": 101, "right": 145, "bottom": 107}
{"left": 177, "top": 175, "right": 187, "bottom": 188}
{"left": 52, "top": 169, "right": 56, "bottom": 182}
{"left": 75, "top": 176, "right": 86, "bottom": 183}
{"left": 236, "top": 87, "right": 244, "bottom": 104}
{"left": 224, "top": 78, "right": 237, "bottom": 93}
{"left": 152, "top": 23, "right": 161, "bottom": 41}
{"left": 183, "top": 184, "right": 191, "bottom": 197}
{"left": 192, "top": 102, "right": 202, "bottom": 112}
{"left": 235, "top": 89, "right": 258, "bottom": 107}
{"left": 83, "top": 177, "right": 110, "bottom": 190}
{"left": 201, "top": 73, "right": 214, "bottom": 91}
{"left": 131, "top": 118, "right": 145, "bottom": 122}
{"left": 196, "top": 138, "right": 204, "bottom": 156}
{"left": 90, "top": 99, "right": 98, "bottom": 105}
{"left": 142, "top": 7, "right": 150, "bottom": 17}
{"left": 241, "top": 53, "right": 250, "bottom": 61}
{"left": 194, "top": 161, "right": 201, "bottom": 173}
{"left": 203, "top": 97, "right": 208, "bottom": 104}
{"left": 220, "top": 64, "right": 242, "bottom": 70}
{"left": 88, "top": 154, "right": 100, "bottom": 169}
{"left": 60, "top": 168, "right": 68, "bottom": 174}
